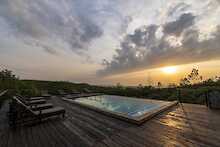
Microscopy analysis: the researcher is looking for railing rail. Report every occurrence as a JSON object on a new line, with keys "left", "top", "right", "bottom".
{"left": 0, "top": 90, "right": 8, "bottom": 97}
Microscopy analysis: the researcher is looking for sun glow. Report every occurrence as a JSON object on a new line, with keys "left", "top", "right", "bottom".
{"left": 161, "top": 66, "right": 177, "bottom": 74}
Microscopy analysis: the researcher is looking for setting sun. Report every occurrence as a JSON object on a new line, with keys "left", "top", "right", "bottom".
{"left": 161, "top": 66, "right": 177, "bottom": 74}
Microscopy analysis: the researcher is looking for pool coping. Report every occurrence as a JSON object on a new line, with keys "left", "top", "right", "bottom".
{"left": 62, "top": 96, "right": 178, "bottom": 125}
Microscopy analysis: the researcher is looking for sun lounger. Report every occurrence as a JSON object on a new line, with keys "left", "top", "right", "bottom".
{"left": 11, "top": 96, "right": 65, "bottom": 126}
{"left": 16, "top": 94, "right": 46, "bottom": 101}
{"left": 14, "top": 96, "right": 53, "bottom": 110}
{"left": 16, "top": 95, "right": 46, "bottom": 105}
{"left": 33, "top": 106, "right": 65, "bottom": 119}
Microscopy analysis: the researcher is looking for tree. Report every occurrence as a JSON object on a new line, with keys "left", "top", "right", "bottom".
{"left": 0, "top": 69, "right": 17, "bottom": 80}
{"left": 179, "top": 68, "right": 203, "bottom": 86}
{"left": 187, "top": 68, "right": 203, "bottom": 84}
{"left": 138, "top": 84, "right": 143, "bottom": 88}
{"left": 0, "top": 69, "right": 19, "bottom": 89}
{"left": 116, "top": 82, "right": 123, "bottom": 89}
{"left": 180, "top": 77, "right": 190, "bottom": 87}
{"left": 157, "top": 82, "right": 162, "bottom": 89}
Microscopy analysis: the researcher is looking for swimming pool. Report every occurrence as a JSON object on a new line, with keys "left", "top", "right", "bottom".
{"left": 63, "top": 95, "right": 177, "bottom": 124}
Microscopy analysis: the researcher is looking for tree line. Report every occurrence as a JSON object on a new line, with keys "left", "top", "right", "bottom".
{"left": 0, "top": 68, "right": 219, "bottom": 105}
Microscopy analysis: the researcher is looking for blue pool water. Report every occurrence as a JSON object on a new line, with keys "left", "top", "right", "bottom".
{"left": 74, "top": 95, "right": 164, "bottom": 118}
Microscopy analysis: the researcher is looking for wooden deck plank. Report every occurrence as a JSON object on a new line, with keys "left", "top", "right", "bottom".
{"left": 38, "top": 121, "right": 56, "bottom": 147}
{"left": 47, "top": 120, "right": 72, "bottom": 147}
{"left": 62, "top": 119, "right": 94, "bottom": 146}
{"left": 21, "top": 126, "right": 34, "bottom": 147}
{"left": 41, "top": 121, "right": 67, "bottom": 147}
{"left": 101, "top": 137, "right": 123, "bottom": 147}
{"left": 33, "top": 123, "right": 52, "bottom": 147}
{"left": 66, "top": 110, "right": 118, "bottom": 136}
{"left": 56, "top": 121, "right": 89, "bottom": 147}
{"left": 19, "top": 126, "right": 29, "bottom": 147}
{"left": 1, "top": 130, "right": 10, "bottom": 147}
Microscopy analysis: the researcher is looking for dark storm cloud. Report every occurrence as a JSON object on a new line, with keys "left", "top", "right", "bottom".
{"left": 98, "top": 12, "right": 220, "bottom": 76}
{"left": 163, "top": 13, "right": 195, "bottom": 36}
{"left": 0, "top": 0, "right": 103, "bottom": 55}
{"left": 22, "top": 40, "right": 59, "bottom": 56}
{"left": 36, "top": 43, "right": 59, "bottom": 56}
{"left": 43, "top": 47, "right": 58, "bottom": 56}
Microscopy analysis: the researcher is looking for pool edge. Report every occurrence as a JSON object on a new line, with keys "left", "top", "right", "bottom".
{"left": 62, "top": 97, "right": 178, "bottom": 125}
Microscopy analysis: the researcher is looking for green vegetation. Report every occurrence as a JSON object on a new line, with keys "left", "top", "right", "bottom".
{"left": 0, "top": 68, "right": 219, "bottom": 109}
{"left": 0, "top": 69, "right": 18, "bottom": 108}
{"left": 0, "top": 69, "right": 19, "bottom": 90}
{"left": 98, "top": 68, "right": 220, "bottom": 104}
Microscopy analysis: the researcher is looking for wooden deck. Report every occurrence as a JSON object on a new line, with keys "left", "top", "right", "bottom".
{"left": 1, "top": 96, "right": 220, "bottom": 147}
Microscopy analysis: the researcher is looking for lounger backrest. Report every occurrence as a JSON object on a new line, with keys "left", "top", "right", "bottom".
{"left": 13, "top": 96, "right": 35, "bottom": 115}
{"left": 15, "top": 94, "right": 25, "bottom": 101}
{"left": 15, "top": 94, "right": 31, "bottom": 105}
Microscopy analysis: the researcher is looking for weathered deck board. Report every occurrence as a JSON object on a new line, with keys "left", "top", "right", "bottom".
{"left": 0, "top": 96, "right": 220, "bottom": 147}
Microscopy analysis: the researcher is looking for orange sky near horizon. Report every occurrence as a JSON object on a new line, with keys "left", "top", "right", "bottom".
{"left": 101, "top": 60, "right": 220, "bottom": 86}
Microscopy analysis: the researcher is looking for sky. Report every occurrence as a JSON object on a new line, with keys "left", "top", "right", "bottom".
{"left": 0, "top": 0, "right": 220, "bottom": 86}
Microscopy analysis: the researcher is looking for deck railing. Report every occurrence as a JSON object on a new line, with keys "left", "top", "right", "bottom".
{"left": 0, "top": 90, "right": 8, "bottom": 97}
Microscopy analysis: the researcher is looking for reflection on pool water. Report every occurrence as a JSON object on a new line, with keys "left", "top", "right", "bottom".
{"left": 74, "top": 95, "right": 165, "bottom": 118}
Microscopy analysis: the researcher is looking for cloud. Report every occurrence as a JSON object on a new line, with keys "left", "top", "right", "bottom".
{"left": 167, "top": 3, "right": 190, "bottom": 18}
{"left": 0, "top": 0, "right": 103, "bottom": 55}
{"left": 163, "top": 13, "right": 195, "bottom": 36}
{"left": 98, "top": 12, "right": 220, "bottom": 76}
{"left": 35, "top": 43, "right": 59, "bottom": 56}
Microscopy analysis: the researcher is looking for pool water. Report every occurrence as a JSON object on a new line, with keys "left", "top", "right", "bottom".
{"left": 74, "top": 95, "right": 173, "bottom": 118}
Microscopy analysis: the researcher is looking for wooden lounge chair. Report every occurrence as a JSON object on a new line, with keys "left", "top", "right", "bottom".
{"left": 17, "top": 94, "right": 46, "bottom": 101}
{"left": 14, "top": 96, "right": 53, "bottom": 110}
{"left": 16, "top": 95, "right": 46, "bottom": 105}
{"left": 11, "top": 97, "right": 65, "bottom": 126}
{"left": 34, "top": 106, "right": 65, "bottom": 119}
